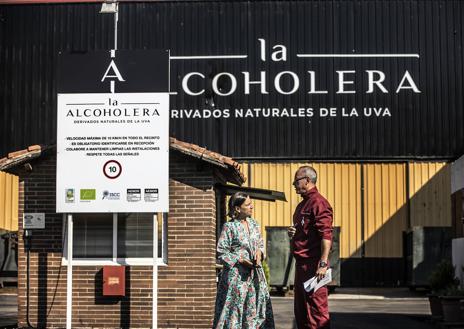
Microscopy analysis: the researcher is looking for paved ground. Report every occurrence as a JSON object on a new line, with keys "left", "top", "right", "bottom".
{"left": 273, "top": 288, "right": 435, "bottom": 329}
{"left": 0, "top": 287, "right": 436, "bottom": 328}
{"left": 0, "top": 293, "right": 17, "bottom": 328}
{"left": 273, "top": 297, "right": 434, "bottom": 329}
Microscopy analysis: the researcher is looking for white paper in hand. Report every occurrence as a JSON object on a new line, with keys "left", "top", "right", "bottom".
{"left": 303, "top": 268, "right": 332, "bottom": 293}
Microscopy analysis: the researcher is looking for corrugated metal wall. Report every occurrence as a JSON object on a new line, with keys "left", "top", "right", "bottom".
{"left": 1, "top": 1, "right": 464, "bottom": 159}
{"left": 0, "top": 172, "right": 19, "bottom": 231}
{"left": 409, "top": 162, "right": 451, "bottom": 227}
{"left": 244, "top": 161, "right": 450, "bottom": 260}
{"left": 363, "top": 164, "right": 407, "bottom": 258}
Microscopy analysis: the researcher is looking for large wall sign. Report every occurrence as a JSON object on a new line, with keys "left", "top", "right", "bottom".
{"left": 169, "top": 36, "right": 423, "bottom": 159}
{"left": 56, "top": 50, "right": 169, "bottom": 213}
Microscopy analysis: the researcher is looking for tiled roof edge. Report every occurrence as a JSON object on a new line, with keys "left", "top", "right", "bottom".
{"left": 1, "top": 140, "right": 246, "bottom": 185}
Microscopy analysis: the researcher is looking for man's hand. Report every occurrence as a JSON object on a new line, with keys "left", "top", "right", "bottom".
{"left": 287, "top": 226, "right": 296, "bottom": 238}
{"left": 316, "top": 264, "right": 328, "bottom": 281}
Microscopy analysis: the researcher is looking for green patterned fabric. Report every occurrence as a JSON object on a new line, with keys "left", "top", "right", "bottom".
{"left": 213, "top": 217, "right": 275, "bottom": 329}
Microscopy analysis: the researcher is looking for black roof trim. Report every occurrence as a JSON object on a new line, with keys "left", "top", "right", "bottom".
{"left": 215, "top": 184, "right": 286, "bottom": 202}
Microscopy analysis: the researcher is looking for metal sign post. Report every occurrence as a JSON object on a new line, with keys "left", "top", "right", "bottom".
{"left": 153, "top": 213, "right": 158, "bottom": 329}
{"left": 66, "top": 214, "right": 73, "bottom": 329}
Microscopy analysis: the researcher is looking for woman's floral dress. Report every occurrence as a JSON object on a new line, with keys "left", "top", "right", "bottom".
{"left": 213, "top": 217, "right": 275, "bottom": 329}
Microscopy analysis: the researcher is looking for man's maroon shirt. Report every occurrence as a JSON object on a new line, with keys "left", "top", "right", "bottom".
{"left": 292, "top": 186, "right": 333, "bottom": 264}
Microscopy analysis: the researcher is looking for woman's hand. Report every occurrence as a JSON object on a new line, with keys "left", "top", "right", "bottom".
{"left": 254, "top": 250, "right": 263, "bottom": 266}
{"left": 239, "top": 256, "right": 254, "bottom": 268}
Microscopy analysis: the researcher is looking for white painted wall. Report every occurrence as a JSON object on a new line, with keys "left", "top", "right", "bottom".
{"left": 452, "top": 238, "right": 464, "bottom": 289}
{"left": 451, "top": 154, "right": 464, "bottom": 193}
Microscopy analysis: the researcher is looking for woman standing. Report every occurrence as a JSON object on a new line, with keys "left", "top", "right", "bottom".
{"left": 213, "top": 192, "right": 275, "bottom": 329}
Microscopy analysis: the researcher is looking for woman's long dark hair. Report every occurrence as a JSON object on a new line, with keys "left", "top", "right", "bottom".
{"left": 227, "top": 192, "right": 249, "bottom": 218}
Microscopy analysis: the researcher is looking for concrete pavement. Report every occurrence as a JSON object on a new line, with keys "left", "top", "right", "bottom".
{"left": 0, "top": 287, "right": 436, "bottom": 328}
{"left": 0, "top": 293, "right": 17, "bottom": 328}
{"left": 272, "top": 298, "right": 434, "bottom": 329}
{"left": 272, "top": 287, "right": 434, "bottom": 329}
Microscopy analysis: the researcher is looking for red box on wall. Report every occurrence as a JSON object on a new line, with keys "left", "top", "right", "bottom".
{"left": 103, "top": 266, "right": 125, "bottom": 296}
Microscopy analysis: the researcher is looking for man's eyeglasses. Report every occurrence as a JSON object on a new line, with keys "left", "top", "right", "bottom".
{"left": 293, "top": 176, "right": 308, "bottom": 185}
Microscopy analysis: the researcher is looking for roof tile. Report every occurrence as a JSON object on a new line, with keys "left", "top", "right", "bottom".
{"left": 27, "top": 145, "right": 41, "bottom": 152}
{"left": 7, "top": 149, "right": 29, "bottom": 159}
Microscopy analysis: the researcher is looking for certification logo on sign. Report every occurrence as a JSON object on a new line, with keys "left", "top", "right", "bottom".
{"left": 127, "top": 189, "right": 142, "bottom": 202}
{"left": 144, "top": 188, "right": 159, "bottom": 202}
{"left": 56, "top": 50, "right": 169, "bottom": 213}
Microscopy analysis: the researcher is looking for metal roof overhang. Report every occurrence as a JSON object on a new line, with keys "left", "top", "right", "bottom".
{"left": 215, "top": 184, "right": 287, "bottom": 202}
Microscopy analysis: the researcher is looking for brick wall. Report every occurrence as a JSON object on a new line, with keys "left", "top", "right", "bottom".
{"left": 17, "top": 152, "right": 218, "bottom": 328}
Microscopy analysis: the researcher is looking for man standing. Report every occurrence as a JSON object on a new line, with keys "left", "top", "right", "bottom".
{"left": 288, "top": 166, "right": 333, "bottom": 329}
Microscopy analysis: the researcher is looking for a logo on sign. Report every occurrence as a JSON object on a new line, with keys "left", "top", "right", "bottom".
{"left": 65, "top": 189, "right": 75, "bottom": 203}
{"left": 127, "top": 188, "right": 141, "bottom": 202}
{"left": 179, "top": 39, "right": 421, "bottom": 98}
{"left": 80, "top": 189, "right": 96, "bottom": 201}
{"left": 102, "top": 190, "right": 121, "bottom": 200}
{"left": 144, "top": 188, "right": 159, "bottom": 202}
{"left": 101, "top": 51, "right": 126, "bottom": 93}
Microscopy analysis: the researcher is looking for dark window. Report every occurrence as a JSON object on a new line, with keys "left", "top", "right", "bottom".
{"left": 73, "top": 213, "right": 113, "bottom": 258}
{"left": 117, "top": 213, "right": 154, "bottom": 258}
{"left": 68, "top": 213, "right": 166, "bottom": 261}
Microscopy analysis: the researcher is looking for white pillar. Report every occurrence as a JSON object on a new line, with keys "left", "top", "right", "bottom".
{"left": 153, "top": 213, "right": 158, "bottom": 329}
{"left": 66, "top": 214, "right": 73, "bottom": 329}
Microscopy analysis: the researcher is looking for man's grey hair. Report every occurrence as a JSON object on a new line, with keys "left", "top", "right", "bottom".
{"left": 299, "top": 166, "right": 317, "bottom": 184}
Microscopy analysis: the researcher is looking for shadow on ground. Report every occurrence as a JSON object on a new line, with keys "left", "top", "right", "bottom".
{"left": 330, "top": 313, "right": 435, "bottom": 329}
{"left": 275, "top": 313, "right": 434, "bottom": 329}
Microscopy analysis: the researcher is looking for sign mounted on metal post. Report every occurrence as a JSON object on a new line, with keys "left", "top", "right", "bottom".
{"left": 56, "top": 50, "right": 170, "bottom": 213}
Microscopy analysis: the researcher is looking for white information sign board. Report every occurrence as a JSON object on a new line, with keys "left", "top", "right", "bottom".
{"left": 56, "top": 92, "right": 169, "bottom": 212}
